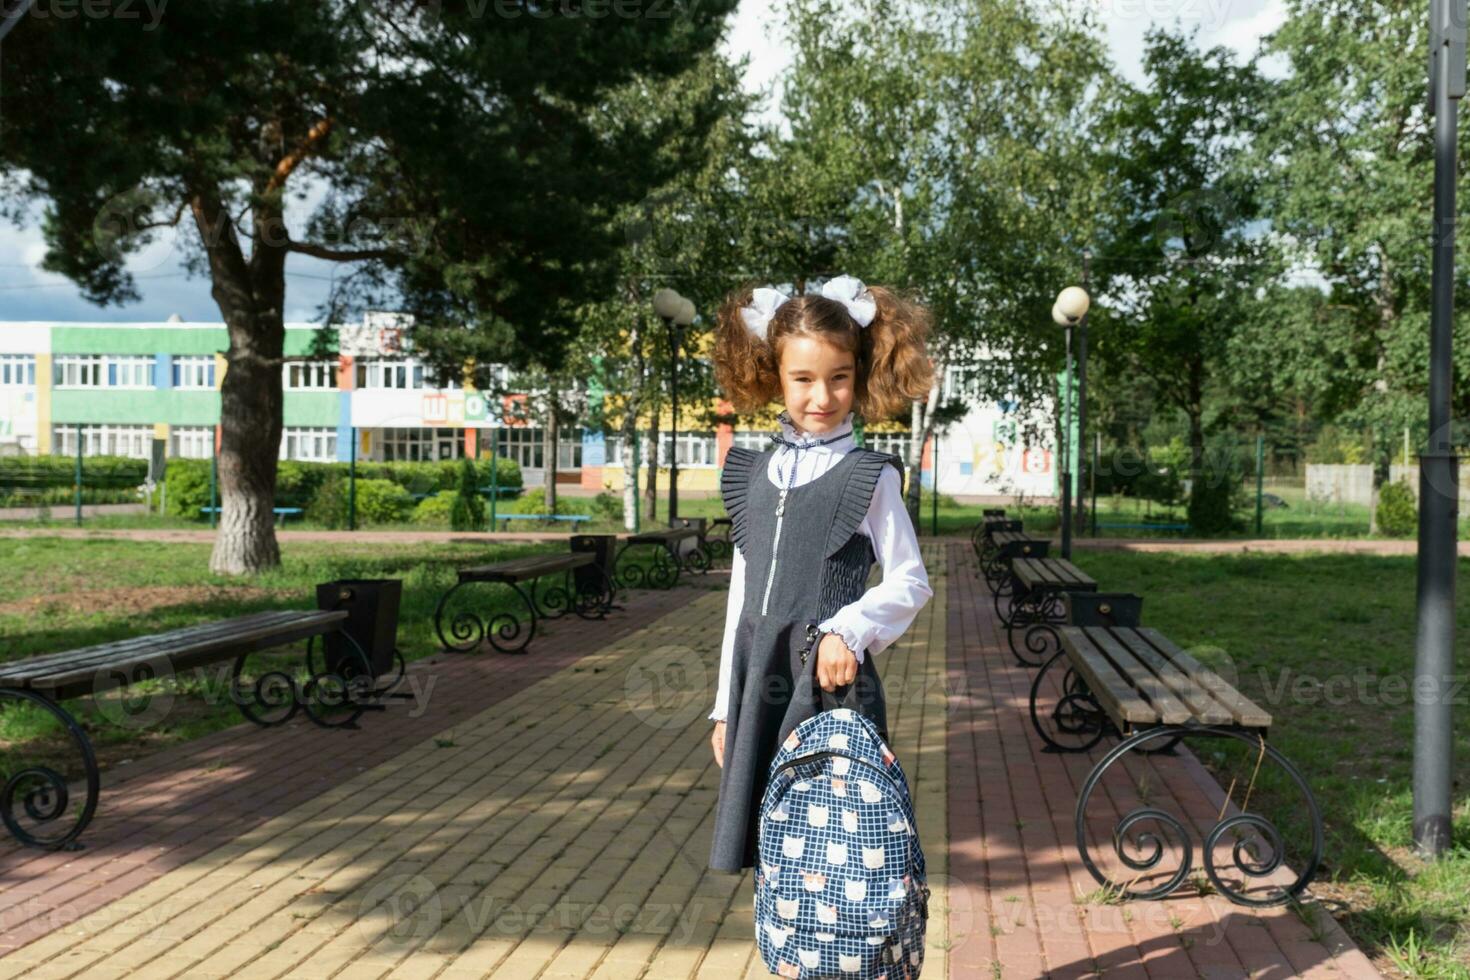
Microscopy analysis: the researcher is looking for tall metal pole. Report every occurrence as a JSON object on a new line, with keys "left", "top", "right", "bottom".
{"left": 488, "top": 426, "right": 499, "bottom": 530}
{"left": 1077, "top": 248, "right": 1091, "bottom": 539}
{"left": 931, "top": 431, "right": 939, "bottom": 537}
{"left": 666, "top": 316, "right": 679, "bottom": 524}
{"left": 1060, "top": 327, "right": 1073, "bottom": 560}
{"left": 1255, "top": 435, "right": 1266, "bottom": 537}
{"left": 74, "top": 424, "right": 83, "bottom": 526}
{"left": 348, "top": 426, "right": 357, "bottom": 532}
{"left": 1414, "top": 0, "right": 1463, "bottom": 859}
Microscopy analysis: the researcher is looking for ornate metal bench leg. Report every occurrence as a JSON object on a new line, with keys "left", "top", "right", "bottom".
{"left": 231, "top": 652, "right": 301, "bottom": 727}
{"left": 1074, "top": 726, "right": 1323, "bottom": 906}
{"left": 1028, "top": 652, "right": 1109, "bottom": 752}
{"left": 485, "top": 581, "right": 537, "bottom": 654}
{"left": 434, "top": 580, "right": 529, "bottom": 654}
{"left": 301, "top": 629, "right": 373, "bottom": 729}
{"left": 573, "top": 563, "right": 617, "bottom": 619}
{"left": 531, "top": 571, "right": 575, "bottom": 621}
{"left": 0, "top": 688, "right": 99, "bottom": 851}
{"left": 1012, "top": 619, "right": 1060, "bottom": 668}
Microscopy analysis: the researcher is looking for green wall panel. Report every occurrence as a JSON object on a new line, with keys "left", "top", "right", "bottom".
{"left": 50, "top": 390, "right": 338, "bottom": 427}
{"left": 50, "top": 327, "right": 335, "bottom": 357}
{"left": 282, "top": 393, "right": 339, "bottom": 426}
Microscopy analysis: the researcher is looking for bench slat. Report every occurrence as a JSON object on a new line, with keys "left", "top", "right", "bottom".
{"left": 459, "top": 552, "right": 594, "bottom": 584}
{"left": 1110, "top": 629, "right": 1235, "bottom": 726}
{"left": 1086, "top": 627, "right": 1194, "bottom": 725}
{"left": 0, "top": 611, "right": 313, "bottom": 679}
{"left": 1137, "top": 628, "right": 1273, "bottom": 729}
{"left": 1059, "top": 627, "right": 1159, "bottom": 727}
{"left": 4, "top": 610, "right": 349, "bottom": 700}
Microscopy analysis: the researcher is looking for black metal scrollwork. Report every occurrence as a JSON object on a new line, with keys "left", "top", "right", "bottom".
{"left": 1074, "top": 726, "right": 1323, "bottom": 906}
{"left": 0, "top": 689, "right": 99, "bottom": 851}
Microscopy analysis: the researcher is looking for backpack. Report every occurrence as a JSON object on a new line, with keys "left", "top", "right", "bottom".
{"left": 754, "top": 705, "right": 930, "bottom": 978}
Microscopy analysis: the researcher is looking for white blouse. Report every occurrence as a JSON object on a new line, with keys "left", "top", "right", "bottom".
{"left": 708, "top": 410, "right": 934, "bottom": 722}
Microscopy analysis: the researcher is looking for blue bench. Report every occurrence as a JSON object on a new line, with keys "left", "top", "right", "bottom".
{"left": 1094, "top": 521, "right": 1190, "bottom": 535}
{"left": 494, "top": 513, "right": 591, "bottom": 530}
{"left": 200, "top": 506, "right": 303, "bottom": 525}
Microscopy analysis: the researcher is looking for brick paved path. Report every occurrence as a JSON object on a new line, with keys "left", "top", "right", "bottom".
{"left": 0, "top": 541, "right": 1380, "bottom": 978}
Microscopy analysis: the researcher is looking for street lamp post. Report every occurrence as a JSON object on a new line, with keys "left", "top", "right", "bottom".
{"left": 652, "top": 289, "right": 694, "bottom": 525}
{"left": 1414, "top": 0, "right": 1464, "bottom": 859}
{"left": 1051, "top": 284, "right": 1091, "bottom": 560}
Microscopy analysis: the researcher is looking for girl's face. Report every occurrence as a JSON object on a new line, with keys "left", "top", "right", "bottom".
{"left": 778, "top": 334, "right": 856, "bottom": 435}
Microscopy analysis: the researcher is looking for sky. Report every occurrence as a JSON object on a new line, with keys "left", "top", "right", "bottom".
{"left": 0, "top": 0, "right": 1288, "bottom": 325}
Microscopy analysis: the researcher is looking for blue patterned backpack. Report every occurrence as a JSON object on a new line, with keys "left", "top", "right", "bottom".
{"left": 754, "top": 649, "right": 929, "bottom": 979}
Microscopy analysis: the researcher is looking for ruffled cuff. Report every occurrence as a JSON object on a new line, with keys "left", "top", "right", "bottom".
{"left": 816, "top": 617, "right": 871, "bottom": 665}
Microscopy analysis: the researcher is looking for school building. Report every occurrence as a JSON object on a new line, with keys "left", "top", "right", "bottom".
{"left": 0, "top": 314, "right": 1058, "bottom": 500}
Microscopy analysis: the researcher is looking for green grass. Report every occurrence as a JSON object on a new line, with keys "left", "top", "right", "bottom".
{"left": 1075, "top": 549, "right": 1470, "bottom": 973}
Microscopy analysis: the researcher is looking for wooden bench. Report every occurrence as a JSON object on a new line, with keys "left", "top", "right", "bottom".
{"left": 433, "top": 545, "right": 616, "bottom": 655}
{"left": 1029, "top": 621, "right": 1322, "bottom": 907}
{"left": 612, "top": 526, "right": 702, "bottom": 590}
{"left": 980, "top": 530, "right": 1049, "bottom": 595}
{"left": 971, "top": 514, "right": 1022, "bottom": 561}
{"left": 1002, "top": 557, "right": 1097, "bottom": 665}
{"left": 0, "top": 607, "right": 402, "bottom": 851}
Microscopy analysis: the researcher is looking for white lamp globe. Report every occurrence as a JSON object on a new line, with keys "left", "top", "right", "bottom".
{"left": 674, "top": 297, "right": 696, "bottom": 326}
{"left": 1055, "top": 286, "right": 1090, "bottom": 323}
{"left": 1051, "top": 304, "right": 1070, "bottom": 326}
{"left": 652, "top": 288, "right": 683, "bottom": 320}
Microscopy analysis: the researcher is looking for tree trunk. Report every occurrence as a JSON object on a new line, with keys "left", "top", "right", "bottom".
{"left": 193, "top": 186, "right": 285, "bottom": 575}
{"left": 644, "top": 415, "right": 660, "bottom": 524}
{"left": 1186, "top": 356, "right": 1206, "bottom": 501}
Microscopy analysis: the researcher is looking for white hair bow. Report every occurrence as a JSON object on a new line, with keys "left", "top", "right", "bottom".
{"left": 739, "top": 286, "right": 791, "bottom": 342}
{"left": 821, "top": 275, "right": 878, "bottom": 328}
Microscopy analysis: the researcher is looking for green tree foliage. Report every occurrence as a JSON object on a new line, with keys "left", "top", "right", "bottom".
{"left": 0, "top": 0, "right": 735, "bottom": 573}
{"left": 449, "top": 458, "right": 485, "bottom": 532}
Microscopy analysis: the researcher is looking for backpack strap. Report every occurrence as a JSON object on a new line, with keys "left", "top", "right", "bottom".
{"left": 825, "top": 448, "right": 905, "bottom": 558}
{"left": 719, "top": 446, "right": 763, "bottom": 555}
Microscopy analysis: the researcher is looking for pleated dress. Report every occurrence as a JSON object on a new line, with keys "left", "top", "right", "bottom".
{"left": 708, "top": 442, "right": 905, "bottom": 874}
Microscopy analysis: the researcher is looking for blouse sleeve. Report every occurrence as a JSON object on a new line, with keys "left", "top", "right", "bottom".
{"left": 709, "top": 541, "right": 745, "bottom": 722}
{"left": 816, "top": 464, "right": 932, "bottom": 664}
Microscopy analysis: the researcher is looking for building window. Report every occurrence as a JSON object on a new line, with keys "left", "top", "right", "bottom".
{"left": 106, "top": 356, "right": 153, "bottom": 389}
{"left": 0, "top": 355, "right": 36, "bottom": 387}
{"left": 657, "top": 431, "right": 716, "bottom": 468}
{"left": 493, "top": 426, "right": 543, "bottom": 470}
{"left": 172, "top": 356, "right": 216, "bottom": 390}
{"left": 51, "top": 424, "right": 152, "bottom": 459}
{"left": 377, "top": 427, "right": 462, "bottom": 462}
{"left": 556, "top": 428, "right": 584, "bottom": 470}
{"left": 169, "top": 426, "right": 214, "bottom": 459}
{"left": 53, "top": 355, "right": 104, "bottom": 388}
{"left": 281, "top": 427, "right": 338, "bottom": 462}
{"left": 284, "top": 361, "right": 336, "bottom": 390}
{"left": 943, "top": 365, "right": 984, "bottom": 402}
{"left": 354, "top": 358, "right": 465, "bottom": 390}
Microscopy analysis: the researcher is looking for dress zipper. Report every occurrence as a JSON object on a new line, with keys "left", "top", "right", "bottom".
{"left": 760, "top": 485, "right": 788, "bottom": 616}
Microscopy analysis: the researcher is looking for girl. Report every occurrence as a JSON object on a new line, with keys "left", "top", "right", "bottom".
{"left": 705, "top": 274, "right": 936, "bottom": 875}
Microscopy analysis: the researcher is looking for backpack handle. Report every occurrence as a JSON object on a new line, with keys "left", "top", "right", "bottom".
{"left": 800, "top": 621, "right": 863, "bottom": 712}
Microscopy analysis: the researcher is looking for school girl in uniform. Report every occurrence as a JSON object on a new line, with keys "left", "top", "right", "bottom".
{"left": 705, "top": 275, "right": 937, "bottom": 875}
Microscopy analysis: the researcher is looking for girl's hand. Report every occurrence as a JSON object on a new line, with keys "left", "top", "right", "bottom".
{"left": 711, "top": 721, "right": 726, "bottom": 768}
{"left": 816, "top": 632, "right": 859, "bottom": 691}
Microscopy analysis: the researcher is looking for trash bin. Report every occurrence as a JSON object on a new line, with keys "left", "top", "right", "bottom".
{"left": 1064, "top": 591, "right": 1143, "bottom": 629}
{"left": 570, "top": 534, "right": 617, "bottom": 598}
{"left": 316, "top": 579, "right": 403, "bottom": 678}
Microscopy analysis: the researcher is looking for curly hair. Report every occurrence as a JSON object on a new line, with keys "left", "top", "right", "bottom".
{"left": 711, "top": 280, "right": 935, "bottom": 422}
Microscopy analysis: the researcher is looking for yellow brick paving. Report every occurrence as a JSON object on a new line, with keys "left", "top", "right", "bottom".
{"left": 0, "top": 542, "right": 949, "bottom": 980}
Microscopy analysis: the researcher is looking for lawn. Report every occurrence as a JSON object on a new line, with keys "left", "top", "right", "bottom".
{"left": 1074, "top": 549, "right": 1470, "bottom": 978}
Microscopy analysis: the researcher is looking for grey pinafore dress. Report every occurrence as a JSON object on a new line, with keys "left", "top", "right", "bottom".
{"left": 708, "top": 442, "right": 905, "bottom": 874}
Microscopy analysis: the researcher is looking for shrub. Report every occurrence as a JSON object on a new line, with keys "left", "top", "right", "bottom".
{"left": 450, "top": 459, "right": 485, "bottom": 531}
{"left": 1375, "top": 479, "right": 1417, "bottom": 538}
{"left": 306, "top": 477, "right": 412, "bottom": 527}
{"left": 0, "top": 454, "right": 149, "bottom": 506}
{"left": 412, "top": 491, "right": 456, "bottom": 526}
{"left": 165, "top": 458, "right": 213, "bottom": 517}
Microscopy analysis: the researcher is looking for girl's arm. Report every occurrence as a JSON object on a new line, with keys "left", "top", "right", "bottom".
{"left": 709, "top": 542, "right": 745, "bottom": 722}
{"left": 816, "top": 464, "right": 933, "bottom": 663}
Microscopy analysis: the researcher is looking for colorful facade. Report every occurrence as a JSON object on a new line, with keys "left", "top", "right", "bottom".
{"left": 0, "top": 316, "right": 1057, "bottom": 499}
